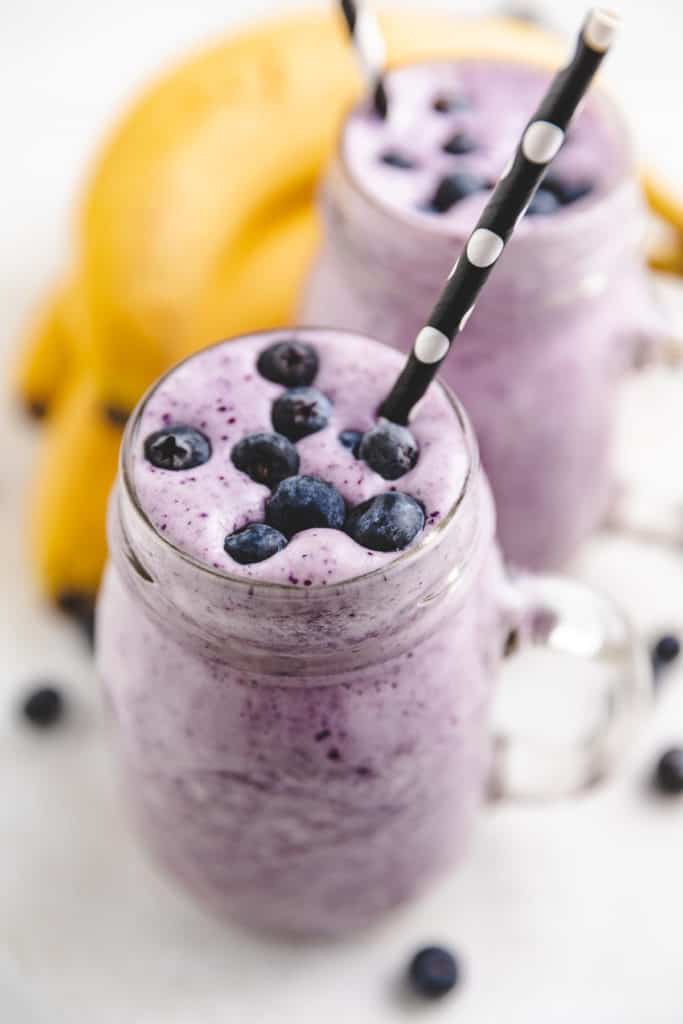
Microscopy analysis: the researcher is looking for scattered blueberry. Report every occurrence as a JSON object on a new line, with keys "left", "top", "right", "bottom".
{"left": 442, "top": 131, "right": 478, "bottom": 155}
{"left": 231, "top": 432, "right": 300, "bottom": 489}
{"left": 224, "top": 523, "right": 288, "bottom": 565}
{"left": 526, "top": 187, "right": 561, "bottom": 216}
{"left": 654, "top": 747, "right": 683, "bottom": 795}
{"left": 359, "top": 420, "right": 419, "bottom": 480}
{"left": 432, "top": 94, "right": 469, "bottom": 114}
{"left": 380, "top": 150, "right": 416, "bottom": 170}
{"left": 408, "top": 946, "right": 460, "bottom": 999}
{"left": 257, "top": 340, "right": 319, "bottom": 387}
{"left": 339, "top": 429, "right": 364, "bottom": 458}
{"left": 652, "top": 634, "right": 681, "bottom": 677}
{"left": 21, "top": 686, "right": 66, "bottom": 729}
{"left": 267, "top": 476, "right": 346, "bottom": 538}
{"left": 544, "top": 174, "right": 593, "bottom": 205}
{"left": 346, "top": 493, "right": 425, "bottom": 552}
{"left": 428, "top": 172, "right": 489, "bottom": 214}
{"left": 144, "top": 425, "right": 211, "bottom": 471}
{"left": 271, "top": 387, "right": 332, "bottom": 442}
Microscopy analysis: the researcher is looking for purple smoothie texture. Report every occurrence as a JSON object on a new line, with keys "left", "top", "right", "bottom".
{"left": 98, "top": 329, "right": 512, "bottom": 936}
{"left": 302, "top": 60, "right": 659, "bottom": 570}
{"left": 132, "top": 329, "right": 467, "bottom": 584}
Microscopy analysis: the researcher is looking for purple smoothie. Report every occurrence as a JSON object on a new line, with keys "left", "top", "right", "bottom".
{"left": 96, "top": 328, "right": 513, "bottom": 936}
{"left": 302, "top": 60, "right": 660, "bottom": 569}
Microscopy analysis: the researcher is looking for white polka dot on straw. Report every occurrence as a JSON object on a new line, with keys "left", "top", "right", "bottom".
{"left": 379, "top": 7, "right": 621, "bottom": 426}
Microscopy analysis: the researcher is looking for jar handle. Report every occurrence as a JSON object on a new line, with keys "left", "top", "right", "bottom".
{"left": 489, "top": 572, "right": 652, "bottom": 801}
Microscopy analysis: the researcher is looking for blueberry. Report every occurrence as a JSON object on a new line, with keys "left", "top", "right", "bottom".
{"left": 231, "top": 432, "right": 300, "bottom": 489}
{"left": 652, "top": 634, "right": 681, "bottom": 676}
{"left": 408, "top": 946, "right": 460, "bottom": 999}
{"left": 380, "top": 150, "right": 416, "bottom": 170}
{"left": 526, "top": 187, "right": 561, "bottom": 216}
{"left": 266, "top": 476, "right": 346, "bottom": 538}
{"left": 346, "top": 493, "right": 424, "bottom": 552}
{"left": 339, "top": 430, "right": 364, "bottom": 458}
{"left": 442, "top": 131, "right": 477, "bottom": 155}
{"left": 144, "top": 425, "right": 211, "bottom": 471}
{"left": 257, "top": 340, "right": 319, "bottom": 387}
{"left": 21, "top": 686, "right": 66, "bottom": 729}
{"left": 544, "top": 174, "right": 593, "bottom": 205}
{"left": 224, "top": 523, "right": 288, "bottom": 565}
{"left": 432, "top": 94, "right": 469, "bottom": 114}
{"left": 359, "top": 420, "right": 419, "bottom": 480}
{"left": 271, "top": 387, "right": 332, "bottom": 442}
{"left": 428, "top": 173, "right": 489, "bottom": 214}
{"left": 654, "top": 748, "right": 683, "bottom": 795}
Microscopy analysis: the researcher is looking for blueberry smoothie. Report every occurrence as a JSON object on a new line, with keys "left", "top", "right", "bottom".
{"left": 96, "top": 328, "right": 513, "bottom": 936}
{"left": 302, "top": 60, "right": 659, "bottom": 569}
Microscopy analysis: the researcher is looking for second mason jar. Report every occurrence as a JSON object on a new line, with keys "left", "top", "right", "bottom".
{"left": 302, "top": 59, "right": 661, "bottom": 570}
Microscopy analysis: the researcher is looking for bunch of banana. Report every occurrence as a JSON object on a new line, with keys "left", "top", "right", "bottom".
{"left": 19, "top": 8, "right": 659, "bottom": 615}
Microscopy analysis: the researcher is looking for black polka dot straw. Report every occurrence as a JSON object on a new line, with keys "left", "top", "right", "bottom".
{"left": 339, "top": 0, "right": 388, "bottom": 119}
{"left": 379, "top": 7, "right": 620, "bottom": 425}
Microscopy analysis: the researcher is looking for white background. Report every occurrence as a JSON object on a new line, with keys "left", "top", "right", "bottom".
{"left": 2, "top": 2, "right": 683, "bottom": 1021}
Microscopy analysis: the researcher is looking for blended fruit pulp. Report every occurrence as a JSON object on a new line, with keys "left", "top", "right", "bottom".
{"left": 97, "top": 329, "right": 512, "bottom": 935}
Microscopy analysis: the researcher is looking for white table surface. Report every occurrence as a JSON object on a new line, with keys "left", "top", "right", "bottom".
{"left": 2, "top": 2, "right": 683, "bottom": 1021}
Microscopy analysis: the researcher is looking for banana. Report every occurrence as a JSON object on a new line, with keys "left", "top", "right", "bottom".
{"left": 16, "top": 283, "right": 75, "bottom": 419}
{"left": 17, "top": 10, "right": 612, "bottom": 604}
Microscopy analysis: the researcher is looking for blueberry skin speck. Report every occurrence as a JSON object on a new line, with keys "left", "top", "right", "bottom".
{"left": 346, "top": 493, "right": 425, "bottom": 552}
{"left": 21, "top": 686, "right": 66, "bottom": 729}
{"left": 359, "top": 420, "right": 419, "bottom": 480}
{"left": 339, "top": 430, "right": 364, "bottom": 458}
{"left": 428, "top": 172, "right": 489, "bottom": 214}
{"left": 380, "top": 150, "right": 416, "bottom": 170}
{"left": 257, "top": 340, "right": 319, "bottom": 387}
{"left": 231, "top": 432, "right": 300, "bottom": 489}
{"left": 408, "top": 946, "right": 460, "bottom": 999}
{"left": 267, "top": 476, "right": 346, "bottom": 538}
{"left": 526, "top": 187, "right": 561, "bottom": 216}
{"left": 442, "top": 131, "right": 477, "bottom": 155}
{"left": 224, "top": 523, "right": 288, "bottom": 565}
{"left": 144, "top": 425, "right": 211, "bottom": 471}
{"left": 271, "top": 387, "right": 332, "bottom": 442}
{"left": 654, "top": 748, "right": 683, "bottom": 795}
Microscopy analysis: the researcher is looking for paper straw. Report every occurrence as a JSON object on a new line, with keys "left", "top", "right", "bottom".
{"left": 339, "top": 0, "right": 389, "bottom": 118}
{"left": 379, "top": 7, "right": 620, "bottom": 425}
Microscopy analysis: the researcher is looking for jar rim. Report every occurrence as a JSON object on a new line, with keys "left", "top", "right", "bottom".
{"left": 120, "top": 326, "right": 481, "bottom": 594}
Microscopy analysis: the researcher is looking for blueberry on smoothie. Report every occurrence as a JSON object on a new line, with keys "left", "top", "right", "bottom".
{"left": 442, "top": 131, "right": 477, "bottom": 155}
{"left": 359, "top": 420, "right": 419, "bottom": 480}
{"left": 271, "top": 387, "right": 332, "bottom": 442}
{"left": 408, "top": 946, "right": 460, "bottom": 999}
{"left": 144, "top": 426, "right": 211, "bottom": 471}
{"left": 428, "top": 172, "right": 489, "bottom": 214}
{"left": 339, "top": 429, "right": 364, "bottom": 458}
{"left": 257, "top": 340, "right": 319, "bottom": 387}
{"left": 380, "top": 150, "right": 416, "bottom": 170}
{"left": 544, "top": 174, "right": 593, "bottom": 205}
{"left": 231, "top": 432, "right": 300, "bottom": 489}
{"left": 346, "top": 493, "right": 425, "bottom": 552}
{"left": 432, "top": 93, "right": 469, "bottom": 114}
{"left": 526, "top": 187, "right": 561, "bottom": 216}
{"left": 266, "top": 476, "right": 346, "bottom": 538}
{"left": 224, "top": 523, "right": 288, "bottom": 565}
